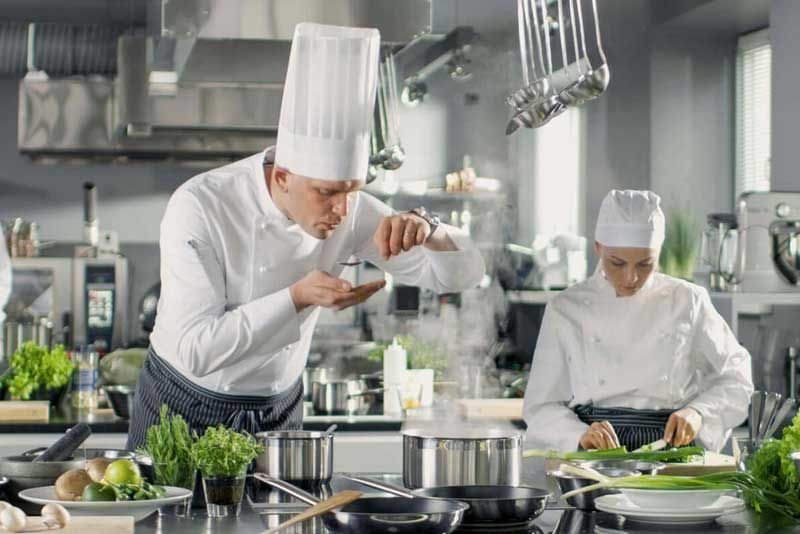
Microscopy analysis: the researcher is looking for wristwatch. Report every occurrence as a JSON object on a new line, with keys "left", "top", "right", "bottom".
{"left": 408, "top": 207, "right": 441, "bottom": 238}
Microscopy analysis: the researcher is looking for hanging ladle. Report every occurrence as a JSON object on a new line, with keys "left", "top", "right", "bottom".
{"left": 507, "top": 0, "right": 550, "bottom": 111}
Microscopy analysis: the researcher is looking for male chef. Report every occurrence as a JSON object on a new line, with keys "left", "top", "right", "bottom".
{"left": 127, "top": 23, "right": 485, "bottom": 448}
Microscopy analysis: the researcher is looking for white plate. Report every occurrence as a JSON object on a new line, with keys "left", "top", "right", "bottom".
{"left": 619, "top": 488, "right": 732, "bottom": 510}
{"left": 595, "top": 494, "right": 746, "bottom": 525}
{"left": 19, "top": 485, "right": 193, "bottom": 522}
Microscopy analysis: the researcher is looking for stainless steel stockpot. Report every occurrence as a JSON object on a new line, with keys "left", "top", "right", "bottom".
{"left": 311, "top": 379, "right": 378, "bottom": 416}
{"left": 255, "top": 430, "right": 334, "bottom": 484}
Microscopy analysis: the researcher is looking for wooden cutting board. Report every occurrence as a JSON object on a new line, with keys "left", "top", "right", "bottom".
{"left": 455, "top": 398, "right": 524, "bottom": 419}
{"left": 0, "top": 401, "right": 50, "bottom": 422}
{"left": 657, "top": 451, "right": 737, "bottom": 476}
{"left": 0, "top": 516, "right": 134, "bottom": 533}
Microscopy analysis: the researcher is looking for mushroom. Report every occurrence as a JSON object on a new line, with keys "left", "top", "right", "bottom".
{"left": 0, "top": 506, "right": 27, "bottom": 532}
{"left": 85, "top": 457, "right": 112, "bottom": 483}
{"left": 0, "top": 502, "right": 10, "bottom": 513}
{"left": 41, "top": 503, "right": 71, "bottom": 529}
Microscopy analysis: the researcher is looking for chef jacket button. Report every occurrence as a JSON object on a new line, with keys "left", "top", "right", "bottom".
{"left": 258, "top": 265, "right": 267, "bottom": 274}
{"left": 660, "top": 375, "right": 668, "bottom": 383}
{"left": 224, "top": 385, "right": 231, "bottom": 392}
{"left": 259, "top": 221, "right": 268, "bottom": 231}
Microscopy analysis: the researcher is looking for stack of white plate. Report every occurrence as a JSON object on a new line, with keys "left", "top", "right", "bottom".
{"left": 594, "top": 489, "right": 746, "bottom": 525}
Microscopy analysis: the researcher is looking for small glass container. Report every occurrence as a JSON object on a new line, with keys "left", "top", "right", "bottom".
{"left": 71, "top": 346, "right": 98, "bottom": 410}
{"left": 202, "top": 466, "right": 247, "bottom": 518}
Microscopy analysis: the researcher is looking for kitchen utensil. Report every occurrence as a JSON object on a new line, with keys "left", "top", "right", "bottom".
{"left": 578, "top": 459, "right": 664, "bottom": 475}
{"left": 771, "top": 220, "right": 800, "bottom": 285}
{"left": 34, "top": 423, "right": 92, "bottom": 462}
{"left": 507, "top": 0, "right": 566, "bottom": 134}
{"left": 594, "top": 494, "right": 745, "bottom": 525}
{"left": 263, "top": 490, "right": 363, "bottom": 534}
{"left": 256, "top": 473, "right": 468, "bottom": 534}
{"left": 757, "top": 391, "right": 782, "bottom": 443}
{"left": 255, "top": 429, "right": 334, "bottom": 486}
{"left": 337, "top": 261, "right": 363, "bottom": 267}
{"left": 507, "top": 0, "right": 551, "bottom": 110}
{"left": 763, "top": 398, "right": 797, "bottom": 441}
{"left": 19, "top": 485, "right": 193, "bottom": 522}
{"left": 549, "top": 468, "right": 637, "bottom": 511}
{"left": 0, "top": 454, "right": 83, "bottom": 512}
{"left": 579, "top": 0, "right": 610, "bottom": 96}
{"left": 2, "top": 317, "right": 54, "bottom": 355}
{"left": 749, "top": 390, "right": 766, "bottom": 443}
{"left": 311, "top": 379, "right": 380, "bottom": 416}
{"left": 342, "top": 473, "right": 550, "bottom": 526}
{"left": 633, "top": 438, "right": 667, "bottom": 453}
{"left": 402, "top": 426, "right": 522, "bottom": 489}
{"left": 102, "top": 385, "right": 136, "bottom": 419}
{"left": 554, "top": 0, "right": 593, "bottom": 106}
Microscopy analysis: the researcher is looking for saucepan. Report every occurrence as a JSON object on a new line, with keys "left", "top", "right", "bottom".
{"left": 255, "top": 473, "right": 468, "bottom": 534}
{"left": 341, "top": 473, "right": 550, "bottom": 526}
{"left": 255, "top": 425, "right": 336, "bottom": 487}
{"left": 311, "top": 379, "right": 382, "bottom": 416}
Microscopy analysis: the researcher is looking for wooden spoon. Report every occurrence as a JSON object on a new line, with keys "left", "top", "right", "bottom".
{"left": 261, "top": 490, "right": 362, "bottom": 534}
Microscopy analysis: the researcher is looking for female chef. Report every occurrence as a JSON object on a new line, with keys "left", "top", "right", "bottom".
{"left": 523, "top": 190, "right": 753, "bottom": 452}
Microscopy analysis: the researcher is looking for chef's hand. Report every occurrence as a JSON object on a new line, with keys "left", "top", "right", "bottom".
{"left": 664, "top": 407, "right": 702, "bottom": 446}
{"left": 578, "top": 421, "right": 621, "bottom": 450}
{"left": 373, "top": 213, "right": 432, "bottom": 260}
{"left": 290, "top": 271, "right": 386, "bottom": 312}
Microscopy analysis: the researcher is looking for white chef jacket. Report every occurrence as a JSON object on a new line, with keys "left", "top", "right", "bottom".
{"left": 523, "top": 270, "right": 753, "bottom": 453}
{"left": 150, "top": 149, "right": 485, "bottom": 396}
{"left": 0, "top": 243, "right": 10, "bottom": 356}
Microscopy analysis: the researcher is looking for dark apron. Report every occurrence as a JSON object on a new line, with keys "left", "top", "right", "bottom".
{"left": 574, "top": 404, "right": 690, "bottom": 451}
{"left": 126, "top": 346, "right": 303, "bottom": 451}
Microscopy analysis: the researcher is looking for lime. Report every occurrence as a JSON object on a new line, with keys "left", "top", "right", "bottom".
{"left": 82, "top": 482, "right": 116, "bottom": 502}
{"left": 103, "top": 459, "right": 143, "bottom": 486}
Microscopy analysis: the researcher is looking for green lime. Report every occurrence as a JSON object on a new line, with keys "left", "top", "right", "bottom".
{"left": 103, "top": 459, "right": 143, "bottom": 486}
{"left": 82, "top": 482, "right": 116, "bottom": 502}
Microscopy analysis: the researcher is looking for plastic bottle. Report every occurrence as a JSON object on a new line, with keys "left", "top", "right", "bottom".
{"left": 383, "top": 337, "right": 407, "bottom": 415}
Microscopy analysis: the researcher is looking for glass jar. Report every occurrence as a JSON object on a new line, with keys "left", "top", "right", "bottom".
{"left": 71, "top": 346, "right": 98, "bottom": 410}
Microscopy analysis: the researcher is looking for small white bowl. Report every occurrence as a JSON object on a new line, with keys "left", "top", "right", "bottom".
{"left": 619, "top": 488, "right": 732, "bottom": 511}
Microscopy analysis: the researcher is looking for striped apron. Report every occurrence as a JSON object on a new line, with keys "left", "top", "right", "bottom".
{"left": 126, "top": 347, "right": 303, "bottom": 450}
{"left": 574, "top": 405, "right": 691, "bottom": 451}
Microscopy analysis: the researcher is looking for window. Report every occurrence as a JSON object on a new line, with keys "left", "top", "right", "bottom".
{"left": 735, "top": 28, "right": 771, "bottom": 200}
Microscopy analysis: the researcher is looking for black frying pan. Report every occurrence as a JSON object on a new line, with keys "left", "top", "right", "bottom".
{"left": 256, "top": 473, "right": 468, "bottom": 534}
{"left": 342, "top": 474, "right": 550, "bottom": 526}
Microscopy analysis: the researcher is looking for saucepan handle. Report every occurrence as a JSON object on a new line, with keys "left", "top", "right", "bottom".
{"left": 338, "top": 473, "right": 416, "bottom": 499}
{"left": 254, "top": 473, "right": 321, "bottom": 506}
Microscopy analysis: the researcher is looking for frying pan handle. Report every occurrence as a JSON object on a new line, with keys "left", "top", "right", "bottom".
{"left": 338, "top": 473, "right": 415, "bottom": 499}
{"left": 254, "top": 473, "right": 321, "bottom": 506}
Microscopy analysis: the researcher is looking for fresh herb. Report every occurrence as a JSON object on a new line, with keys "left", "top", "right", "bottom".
{"left": 191, "top": 425, "right": 263, "bottom": 478}
{"left": 525, "top": 445, "right": 705, "bottom": 463}
{"left": 745, "top": 410, "right": 800, "bottom": 520}
{"left": 368, "top": 335, "right": 448, "bottom": 376}
{"left": 4, "top": 342, "right": 74, "bottom": 400}
{"left": 136, "top": 404, "right": 196, "bottom": 489}
{"left": 660, "top": 211, "right": 698, "bottom": 280}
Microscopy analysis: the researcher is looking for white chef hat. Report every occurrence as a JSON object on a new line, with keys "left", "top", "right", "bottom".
{"left": 275, "top": 22, "right": 380, "bottom": 182}
{"left": 595, "top": 190, "right": 666, "bottom": 249}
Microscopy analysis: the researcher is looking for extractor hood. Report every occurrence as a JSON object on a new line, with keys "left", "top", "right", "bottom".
{"left": 18, "top": 0, "right": 442, "bottom": 160}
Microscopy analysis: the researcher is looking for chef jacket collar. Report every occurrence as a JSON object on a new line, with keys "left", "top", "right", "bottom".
{"left": 252, "top": 146, "right": 294, "bottom": 228}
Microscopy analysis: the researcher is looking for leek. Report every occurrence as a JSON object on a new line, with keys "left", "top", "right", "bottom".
{"left": 524, "top": 445, "right": 704, "bottom": 463}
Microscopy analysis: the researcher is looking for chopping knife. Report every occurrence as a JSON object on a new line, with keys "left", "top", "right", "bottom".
{"left": 633, "top": 439, "right": 667, "bottom": 453}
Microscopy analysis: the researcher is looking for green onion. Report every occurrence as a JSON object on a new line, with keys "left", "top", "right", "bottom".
{"left": 525, "top": 445, "right": 704, "bottom": 463}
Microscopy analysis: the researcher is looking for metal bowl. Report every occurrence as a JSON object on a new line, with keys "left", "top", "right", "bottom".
{"left": 103, "top": 385, "right": 136, "bottom": 419}
{"left": 578, "top": 459, "right": 665, "bottom": 475}
{"left": 549, "top": 467, "right": 637, "bottom": 511}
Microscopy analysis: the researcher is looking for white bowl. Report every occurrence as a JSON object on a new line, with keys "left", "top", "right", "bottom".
{"left": 19, "top": 485, "right": 193, "bottom": 522}
{"left": 619, "top": 488, "right": 733, "bottom": 510}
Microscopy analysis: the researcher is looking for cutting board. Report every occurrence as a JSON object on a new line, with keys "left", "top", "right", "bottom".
{"left": 455, "top": 399, "right": 524, "bottom": 419}
{"left": 0, "top": 516, "right": 134, "bottom": 533}
{"left": 0, "top": 401, "right": 50, "bottom": 422}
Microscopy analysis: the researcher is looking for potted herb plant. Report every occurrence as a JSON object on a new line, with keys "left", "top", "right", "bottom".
{"left": 3, "top": 342, "right": 74, "bottom": 404}
{"left": 136, "top": 404, "right": 196, "bottom": 516}
{"left": 191, "top": 425, "right": 263, "bottom": 517}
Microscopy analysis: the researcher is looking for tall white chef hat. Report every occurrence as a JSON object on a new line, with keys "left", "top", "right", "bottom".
{"left": 275, "top": 22, "right": 380, "bottom": 182}
{"left": 595, "top": 190, "right": 666, "bottom": 249}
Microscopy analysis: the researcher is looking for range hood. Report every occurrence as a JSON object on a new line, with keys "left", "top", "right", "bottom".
{"left": 18, "top": 0, "right": 442, "bottom": 160}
